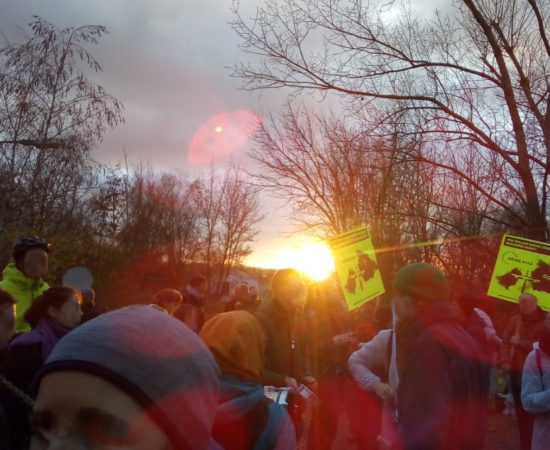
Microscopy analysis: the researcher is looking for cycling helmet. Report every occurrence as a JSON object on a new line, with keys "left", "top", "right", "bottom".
{"left": 12, "top": 236, "right": 50, "bottom": 261}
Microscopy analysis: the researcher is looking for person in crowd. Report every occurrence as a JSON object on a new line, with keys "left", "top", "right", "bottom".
{"left": 521, "top": 312, "right": 550, "bottom": 450}
{"left": 451, "top": 294, "right": 492, "bottom": 360}
{"left": 6, "top": 286, "right": 82, "bottom": 393}
{"left": 152, "top": 288, "right": 182, "bottom": 315}
{"left": 500, "top": 292, "right": 547, "bottom": 450}
{"left": 0, "top": 290, "right": 15, "bottom": 355}
{"left": 224, "top": 282, "right": 249, "bottom": 312}
{"left": 181, "top": 273, "right": 208, "bottom": 331}
{"left": 3, "top": 286, "right": 82, "bottom": 449}
{"left": 173, "top": 302, "right": 202, "bottom": 333}
{"left": 0, "top": 236, "right": 50, "bottom": 331}
{"left": 348, "top": 310, "right": 397, "bottom": 450}
{"left": 80, "top": 288, "right": 102, "bottom": 323}
{"left": 237, "top": 285, "right": 261, "bottom": 313}
{"left": 301, "top": 279, "right": 354, "bottom": 450}
{"left": 28, "top": 305, "right": 220, "bottom": 450}
{"left": 254, "top": 268, "right": 310, "bottom": 389}
{"left": 0, "top": 289, "right": 17, "bottom": 450}
{"left": 391, "top": 262, "right": 488, "bottom": 449}
{"left": 200, "top": 310, "right": 296, "bottom": 450}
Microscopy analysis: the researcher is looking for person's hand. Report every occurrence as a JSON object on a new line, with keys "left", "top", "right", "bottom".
{"left": 284, "top": 376, "right": 299, "bottom": 390}
{"left": 332, "top": 332, "right": 355, "bottom": 346}
{"left": 302, "top": 375, "right": 318, "bottom": 392}
{"left": 372, "top": 381, "right": 394, "bottom": 402}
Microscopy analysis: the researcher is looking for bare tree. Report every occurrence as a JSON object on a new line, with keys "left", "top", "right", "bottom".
{"left": 195, "top": 165, "right": 264, "bottom": 296}
{"left": 0, "top": 16, "right": 124, "bottom": 256}
{"left": 231, "top": 0, "right": 550, "bottom": 240}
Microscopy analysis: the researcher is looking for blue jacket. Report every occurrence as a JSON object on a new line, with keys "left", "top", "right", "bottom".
{"left": 521, "top": 342, "right": 550, "bottom": 450}
{"left": 212, "top": 374, "right": 296, "bottom": 450}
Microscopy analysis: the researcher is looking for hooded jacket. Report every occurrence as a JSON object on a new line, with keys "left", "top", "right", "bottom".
{"left": 521, "top": 326, "right": 550, "bottom": 450}
{"left": 0, "top": 263, "right": 49, "bottom": 332}
{"left": 201, "top": 311, "right": 296, "bottom": 449}
{"left": 395, "top": 301, "right": 489, "bottom": 450}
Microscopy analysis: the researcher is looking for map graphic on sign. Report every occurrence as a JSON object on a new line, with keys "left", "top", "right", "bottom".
{"left": 327, "top": 226, "right": 385, "bottom": 311}
{"left": 488, "top": 235, "right": 550, "bottom": 310}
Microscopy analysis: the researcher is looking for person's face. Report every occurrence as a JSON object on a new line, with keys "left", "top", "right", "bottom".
{"left": 0, "top": 303, "right": 16, "bottom": 351}
{"left": 234, "top": 284, "right": 249, "bottom": 301}
{"left": 519, "top": 293, "right": 537, "bottom": 315}
{"left": 280, "top": 275, "right": 307, "bottom": 311}
{"left": 22, "top": 248, "right": 49, "bottom": 279}
{"left": 30, "top": 371, "right": 173, "bottom": 450}
{"left": 48, "top": 295, "right": 82, "bottom": 329}
{"left": 196, "top": 281, "right": 207, "bottom": 297}
{"left": 392, "top": 292, "right": 417, "bottom": 322}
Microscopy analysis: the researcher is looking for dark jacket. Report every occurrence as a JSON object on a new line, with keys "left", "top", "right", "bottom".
{"left": 396, "top": 301, "right": 488, "bottom": 450}
{"left": 500, "top": 307, "right": 546, "bottom": 371}
{"left": 2, "top": 319, "right": 71, "bottom": 450}
{"left": 181, "top": 286, "right": 205, "bottom": 331}
{"left": 254, "top": 295, "right": 304, "bottom": 386}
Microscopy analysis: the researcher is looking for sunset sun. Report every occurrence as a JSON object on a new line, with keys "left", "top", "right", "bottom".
{"left": 295, "top": 241, "right": 335, "bottom": 281}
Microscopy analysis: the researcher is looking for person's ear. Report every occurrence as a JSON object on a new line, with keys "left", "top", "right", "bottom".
{"left": 47, "top": 305, "right": 59, "bottom": 320}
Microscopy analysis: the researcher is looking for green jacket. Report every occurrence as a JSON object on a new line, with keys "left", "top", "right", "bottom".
{"left": 0, "top": 263, "right": 49, "bottom": 331}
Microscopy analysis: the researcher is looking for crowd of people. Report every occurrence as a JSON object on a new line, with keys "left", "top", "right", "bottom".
{"left": 0, "top": 235, "right": 549, "bottom": 450}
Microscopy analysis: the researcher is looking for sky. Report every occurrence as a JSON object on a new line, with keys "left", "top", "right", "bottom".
{"left": 0, "top": 0, "right": 340, "bottom": 274}
{"left": 0, "top": 0, "right": 450, "bottom": 277}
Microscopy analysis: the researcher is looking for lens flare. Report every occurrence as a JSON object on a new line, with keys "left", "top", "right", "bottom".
{"left": 188, "top": 110, "right": 262, "bottom": 165}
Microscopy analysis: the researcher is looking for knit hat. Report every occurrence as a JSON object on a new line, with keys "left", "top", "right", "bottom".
{"left": 392, "top": 262, "right": 450, "bottom": 303}
{"left": 35, "top": 305, "right": 220, "bottom": 450}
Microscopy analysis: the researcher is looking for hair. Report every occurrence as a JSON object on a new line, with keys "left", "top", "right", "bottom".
{"left": 24, "top": 286, "right": 81, "bottom": 328}
{"left": 233, "top": 282, "right": 249, "bottom": 297}
{"left": 519, "top": 292, "right": 538, "bottom": 302}
{"left": 80, "top": 288, "right": 96, "bottom": 307}
{"left": 153, "top": 288, "right": 182, "bottom": 309}
{"left": 188, "top": 274, "right": 207, "bottom": 288}
{"left": 270, "top": 268, "right": 301, "bottom": 295}
{"left": 0, "top": 288, "right": 15, "bottom": 308}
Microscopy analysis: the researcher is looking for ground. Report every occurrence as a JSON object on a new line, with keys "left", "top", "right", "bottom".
{"left": 326, "top": 409, "right": 520, "bottom": 449}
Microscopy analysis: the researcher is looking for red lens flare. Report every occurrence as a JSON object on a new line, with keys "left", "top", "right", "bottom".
{"left": 188, "top": 110, "right": 262, "bottom": 165}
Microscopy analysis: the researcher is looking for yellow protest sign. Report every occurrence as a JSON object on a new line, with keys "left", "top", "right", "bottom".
{"left": 488, "top": 235, "right": 550, "bottom": 310}
{"left": 327, "top": 226, "right": 385, "bottom": 310}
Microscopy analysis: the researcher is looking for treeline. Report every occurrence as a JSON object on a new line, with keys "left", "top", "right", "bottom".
{"left": 0, "top": 17, "right": 262, "bottom": 307}
{"left": 232, "top": 0, "right": 550, "bottom": 293}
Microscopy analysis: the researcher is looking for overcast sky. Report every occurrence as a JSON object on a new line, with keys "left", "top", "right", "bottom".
{"left": 0, "top": 0, "right": 317, "bottom": 268}
{"left": 0, "top": 0, "right": 450, "bottom": 271}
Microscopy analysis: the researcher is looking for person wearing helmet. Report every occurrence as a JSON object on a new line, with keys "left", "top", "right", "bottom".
{"left": 0, "top": 236, "right": 50, "bottom": 332}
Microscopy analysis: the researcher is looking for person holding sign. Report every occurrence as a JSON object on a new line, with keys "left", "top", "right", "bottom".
{"left": 500, "top": 292, "right": 546, "bottom": 450}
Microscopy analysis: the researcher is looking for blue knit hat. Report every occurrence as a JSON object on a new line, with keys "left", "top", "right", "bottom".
{"left": 36, "top": 305, "right": 220, "bottom": 449}
{"left": 392, "top": 262, "right": 450, "bottom": 303}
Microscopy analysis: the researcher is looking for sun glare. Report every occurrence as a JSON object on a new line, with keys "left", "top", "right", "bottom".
{"left": 295, "top": 241, "right": 335, "bottom": 281}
